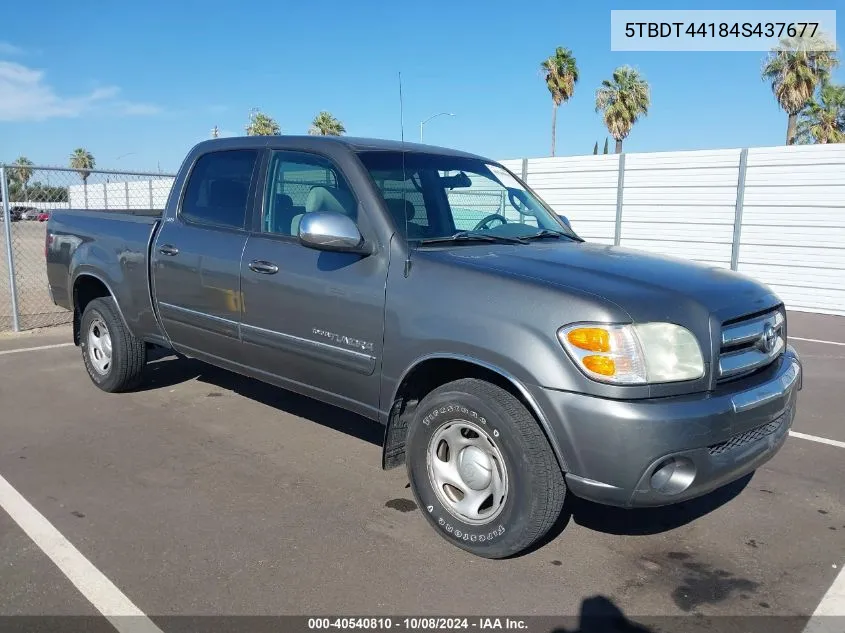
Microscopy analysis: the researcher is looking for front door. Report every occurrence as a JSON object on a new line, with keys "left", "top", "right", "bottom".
{"left": 238, "top": 150, "right": 387, "bottom": 418}
{"left": 152, "top": 148, "right": 260, "bottom": 365}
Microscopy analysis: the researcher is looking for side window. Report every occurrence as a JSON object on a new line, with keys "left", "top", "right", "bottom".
{"left": 181, "top": 149, "right": 259, "bottom": 229}
{"left": 262, "top": 151, "right": 357, "bottom": 236}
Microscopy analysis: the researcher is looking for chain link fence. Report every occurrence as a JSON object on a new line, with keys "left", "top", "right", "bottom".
{"left": 0, "top": 165, "right": 175, "bottom": 332}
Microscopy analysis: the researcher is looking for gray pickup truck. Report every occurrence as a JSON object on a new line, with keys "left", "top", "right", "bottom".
{"left": 46, "top": 136, "right": 802, "bottom": 558}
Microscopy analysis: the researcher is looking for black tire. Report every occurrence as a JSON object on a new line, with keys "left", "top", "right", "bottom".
{"left": 405, "top": 378, "right": 566, "bottom": 558}
{"left": 79, "top": 297, "right": 146, "bottom": 392}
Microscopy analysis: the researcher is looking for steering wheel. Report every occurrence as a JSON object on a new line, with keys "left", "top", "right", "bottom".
{"left": 473, "top": 213, "right": 508, "bottom": 231}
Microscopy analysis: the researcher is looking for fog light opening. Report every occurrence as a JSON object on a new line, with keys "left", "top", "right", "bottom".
{"left": 649, "top": 457, "right": 696, "bottom": 495}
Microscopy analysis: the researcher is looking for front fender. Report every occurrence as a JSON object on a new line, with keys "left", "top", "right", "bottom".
{"left": 388, "top": 351, "right": 570, "bottom": 472}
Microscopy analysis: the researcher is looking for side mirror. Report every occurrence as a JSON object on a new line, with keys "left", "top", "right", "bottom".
{"left": 557, "top": 214, "right": 571, "bottom": 228}
{"left": 298, "top": 211, "right": 367, "bottom": 253}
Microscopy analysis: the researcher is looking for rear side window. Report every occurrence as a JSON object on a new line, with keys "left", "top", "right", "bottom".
{"left": 181, "top": 150, "right": 259, "bottom": 229}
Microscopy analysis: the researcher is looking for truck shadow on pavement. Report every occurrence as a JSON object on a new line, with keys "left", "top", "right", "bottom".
{"left": 516, "top": 472, "right": 751, "bottom": 558}
{"left": 142, "top": 351, "right": 385, "bottom": 446}
{"left": 142, "top": 351, "right": 752, "bottom": 544}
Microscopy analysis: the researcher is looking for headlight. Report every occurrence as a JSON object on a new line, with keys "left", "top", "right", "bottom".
{"left": 558, "top": 322, "right": 704, "bottom": 385}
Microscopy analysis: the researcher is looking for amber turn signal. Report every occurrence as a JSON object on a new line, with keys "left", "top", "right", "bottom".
{"left": 582, "top": 355, "right": 616, "bottom": 376}
{"left": 566, "top": 328, "right": 611, "bottom": 353}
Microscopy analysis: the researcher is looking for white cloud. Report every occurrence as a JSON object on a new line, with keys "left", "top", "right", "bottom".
{"left": 0, "top": 41, "right": 23, "bottom": 56}
{"left": 0, "top": 61, "right": 161, "bottom": 121}
{"left": 118, "top": 102, "right": 163, "bottom": 116}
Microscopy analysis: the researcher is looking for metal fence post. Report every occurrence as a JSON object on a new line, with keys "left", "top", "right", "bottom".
{"left": 125, "top": 181, "right": 130, "bottom": 209}
{"left": 104, "top": 182, "right": 109, "bottom": 209}
{"left": 148, "top": 179, "right": 154, "bottom": 208}
{"left": 614, "top": 153, "right": 626, "bottom": 246}
{"left": 730, "top": 148, "right": 749, "bottom": 271}
{"left": 520, "top": 158, "right": 528, "bottom": 223}
{"left": 0, "top": 167, "right": 21, "bottom": 332}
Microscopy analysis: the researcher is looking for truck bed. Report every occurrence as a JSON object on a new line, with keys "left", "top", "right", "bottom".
{"left": 46, "top": 208, "right": 162, "bottom": 339}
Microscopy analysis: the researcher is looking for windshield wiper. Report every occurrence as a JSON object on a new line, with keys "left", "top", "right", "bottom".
{"left": 520, "top": 229, "right": 583, "bottom": 242}
{"left": 418, "top": 231, "right": 528, "bottom": 245}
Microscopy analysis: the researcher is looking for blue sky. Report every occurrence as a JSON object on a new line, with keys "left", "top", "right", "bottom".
{"left": 1, "top": 0, "right": 842, "bottom": 173}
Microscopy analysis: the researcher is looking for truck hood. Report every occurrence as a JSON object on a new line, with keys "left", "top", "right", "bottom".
{"left": 426, "top": 241, "right": 781, "bottom": 324}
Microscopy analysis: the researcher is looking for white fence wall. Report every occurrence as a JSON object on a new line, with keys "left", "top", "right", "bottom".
{"left": 620, "top": 149, "right": 740, "bottom": 269}
{"left": 524, "top": 155, "right": 619, "bottom": 244}
{"left": 504, "top": 143, "right": 845, "bottom": 316}
{"left": 68, "top": 178, "right": 176, "bottom": 210}
{"left": 20, "top": 150, "right": 843, "bottom": 315}
{"left": 10, "top": 201, "right": 70, "bottom": 211}
{"left": 739, "top": 145, "right": 845, "bottom": 315}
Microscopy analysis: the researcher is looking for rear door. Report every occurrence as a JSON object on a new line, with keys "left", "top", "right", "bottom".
{"left": 152, "top": 148, "right": 260, "bottom": 365}
{"left": 238, "top": 149, "right": 388, "bottom": 418}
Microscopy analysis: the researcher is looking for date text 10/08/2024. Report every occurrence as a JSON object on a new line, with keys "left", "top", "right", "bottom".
{"left": 308, "top": 618, "right": 528, "bottom": 630}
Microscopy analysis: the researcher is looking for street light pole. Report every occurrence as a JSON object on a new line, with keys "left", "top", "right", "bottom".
{"left": 420, "top": 112, "right": 455, "bottom": 143}
{"left": 115, "top": 152, "right": 136, "bottom": 163}
{"left": 108, "top": 153, "right": 137, "bottom": 184}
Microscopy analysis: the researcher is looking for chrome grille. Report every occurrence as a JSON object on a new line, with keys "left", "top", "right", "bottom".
{"left": 718, "top": 308, "right": 785, "bottom": 382}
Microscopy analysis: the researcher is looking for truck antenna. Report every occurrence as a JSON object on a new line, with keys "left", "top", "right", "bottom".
{"left": 399, "top": 72, "right": 412, "bottom": 278}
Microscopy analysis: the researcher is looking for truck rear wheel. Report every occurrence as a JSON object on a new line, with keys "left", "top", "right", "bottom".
{"left": 405, "top": 378, "right": 566, "bottom": 558}
{"left": 80, "top": 297, "right": 146, "bottom": 393}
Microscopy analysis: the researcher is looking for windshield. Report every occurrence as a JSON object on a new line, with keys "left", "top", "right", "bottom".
{"left": 356, "top": 151, "right": 579, "bottom": 243}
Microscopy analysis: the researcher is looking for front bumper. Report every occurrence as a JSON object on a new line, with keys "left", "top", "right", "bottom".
{"left": 529, "top": 346, "right": 802, "bottom": 508}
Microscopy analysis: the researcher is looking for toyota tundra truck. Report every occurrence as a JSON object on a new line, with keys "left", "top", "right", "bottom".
{"left": 45, "top": 136, "right": 802, "bottom": 558}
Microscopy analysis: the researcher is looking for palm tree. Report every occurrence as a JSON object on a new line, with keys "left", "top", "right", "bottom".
{"left": 245, "top": 108, "right": 281, "bottom": 136}
{"left": 595, "top": 65, "right": 650, "bottom": 154}
{"left": 541, "top": 47, "right": 578, "bottom": 156}
{"left": 11, "top": 156, "right": 34, "bottom": 199}
{"left": 309, "top": 111, "right": 346, "bottom": 136}
{"left": 796, "top": 82, "right": 845, "bottom": 144}
{"left": 761, "top": 35, "right": 839, "bottom": 145}
{"left": 69, "top": 148, "right": 95, "bottom": 184}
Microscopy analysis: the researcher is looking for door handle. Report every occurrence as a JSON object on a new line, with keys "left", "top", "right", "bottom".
{"left": 248, "top": 260, "right": 279, "bottom": 275}
{"left": 158, "top": 244, "right": 179, "bottom": 256}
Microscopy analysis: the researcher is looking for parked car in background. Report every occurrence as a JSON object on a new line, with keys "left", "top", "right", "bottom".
{"left": 4, "top": 206, "right": 24, "bottom": 221}
{"left": 37, "top": 211, "right": 50, "bottom": 222}
{"left": 45, "top": 135, "right": 802, "bottom": 559}
{"left": 21, "top": 207, "right": 41, "bottom": 221}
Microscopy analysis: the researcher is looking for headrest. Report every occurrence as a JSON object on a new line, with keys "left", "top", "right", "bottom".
{"left": 305, "top": 186, "right": 356, "bottom": 217}
{"left": 274, "top": 193, "right": 294, "bottom": 209}
{"left": 385, "top": 198, "right": 416, "bottom": 223}
{"left": 210, "top": 179, "right": 247, "bottom": 207}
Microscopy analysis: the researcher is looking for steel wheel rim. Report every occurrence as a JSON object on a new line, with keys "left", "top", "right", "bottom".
{"left": 426, "top": 419, "right": 509, "bottom": 525}
{"left": 87, "top": 317, "right": 112, "bottom": 375}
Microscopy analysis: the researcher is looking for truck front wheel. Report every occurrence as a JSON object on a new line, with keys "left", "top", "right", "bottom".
{"left": 79, "top": 297, "right": 146, "bottom": 393}
{"left": 405, "top": 378, "right": 566, "bottom": 558}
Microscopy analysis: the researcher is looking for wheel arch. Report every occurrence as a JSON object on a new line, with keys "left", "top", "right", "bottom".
{"left": 71, "top": 272, "right": 131, "bottom": 346}
{"left": 382, "top": 354, "right": 568, "bottom": 473}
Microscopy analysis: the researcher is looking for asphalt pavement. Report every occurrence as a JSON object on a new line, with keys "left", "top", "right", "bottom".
{"left": 0, "top": 312, "right": 843, "bottom": 633}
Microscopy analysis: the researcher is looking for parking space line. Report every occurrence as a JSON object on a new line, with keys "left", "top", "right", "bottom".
{"left": 803, "top": 565, "right": 845, "bottom": 629}
{"left": 0, "top": 473, "right": 163, "bottom": 633}
{"left": 791, "top": 337, "right": 845, "bottom": 347}
{"left": 0, "top": 342, "right": 74, "bottom": 356}
{"left": 789, "top": 431, "right": 845, "bottom": 450}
